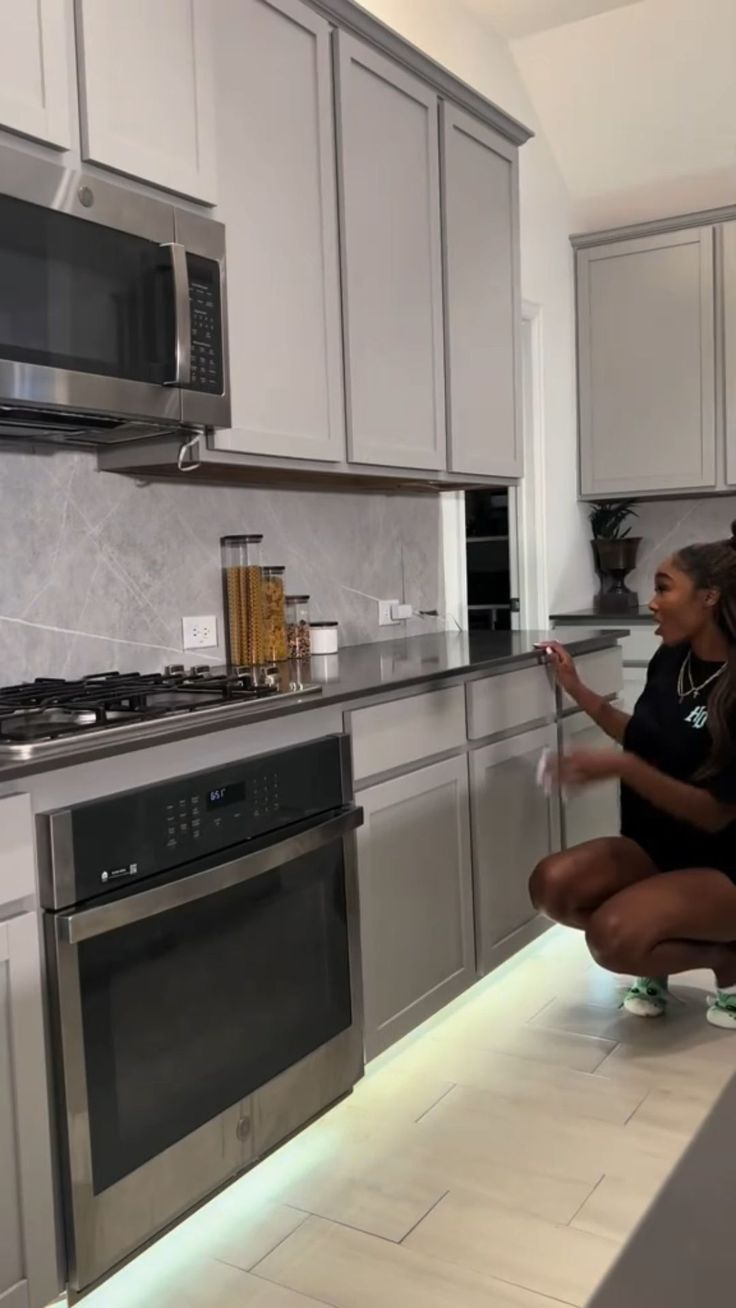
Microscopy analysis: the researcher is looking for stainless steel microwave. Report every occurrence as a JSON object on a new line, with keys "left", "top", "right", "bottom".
{"left": 0, "top": 141, "right": 229, "bottom": 445}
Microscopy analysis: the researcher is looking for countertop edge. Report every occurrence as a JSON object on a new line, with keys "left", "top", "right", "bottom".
{"left": 0, "top": 631, "right": 625, "bottom": 783}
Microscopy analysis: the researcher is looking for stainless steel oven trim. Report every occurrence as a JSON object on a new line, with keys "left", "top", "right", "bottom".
{"left": 58, "top": 805, "right": 363, "bottom": 942}
{"left": 0, "top": 139, "right": 230, "bottom": 431}
{"left": 47, "top": 815, "right": 365, "bottom": 1297}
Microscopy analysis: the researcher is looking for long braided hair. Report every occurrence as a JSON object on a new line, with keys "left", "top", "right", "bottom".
{"left": 675, "top": 522, "right": 736, "bottom": 778}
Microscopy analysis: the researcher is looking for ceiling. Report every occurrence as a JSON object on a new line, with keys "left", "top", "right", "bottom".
{"left": 468, "top": 0, "right": 736, "bottom": 232}
{"left": 464, "top": 0, "right": 642, "bottom": 40}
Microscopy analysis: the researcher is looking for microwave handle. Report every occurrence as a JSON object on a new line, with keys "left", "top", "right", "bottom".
{"left": 160, "top": 242, "right": 192, "bottom": 387}
{"left": 56, "top": 805, "right": 363, "bottom": 945}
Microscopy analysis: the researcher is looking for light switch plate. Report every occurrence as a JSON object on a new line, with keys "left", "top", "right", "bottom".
{"left": 182, "top": 615, "right": 218, "bottom": 649}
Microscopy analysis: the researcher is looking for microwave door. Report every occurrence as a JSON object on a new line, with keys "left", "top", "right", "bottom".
{"left": 0, "top": 191, "right": 182, "bottom": 425}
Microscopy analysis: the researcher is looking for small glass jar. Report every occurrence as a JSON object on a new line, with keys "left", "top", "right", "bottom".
{"left": 262, "top": 566, "right": 288, "bottom": 663}
{"left": 285, "top": 595, "right": 311, "bottom": 660}
{"left": 309, "top": 621, "right": 339, "bottom": 655}
{"left": 221, "top": 534, "right": 265, "bottom": 667}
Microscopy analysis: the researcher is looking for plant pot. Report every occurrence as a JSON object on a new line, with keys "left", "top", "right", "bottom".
{"left": 592, "top": 537, "right": 642, "bottom": 613}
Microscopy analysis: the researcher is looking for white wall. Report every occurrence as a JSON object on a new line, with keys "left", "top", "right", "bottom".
{"left": 361, "top": 0, "right": 592, "bottom": 614}
{"left": 510, "top": 0, "right": 736, "bottom": 232}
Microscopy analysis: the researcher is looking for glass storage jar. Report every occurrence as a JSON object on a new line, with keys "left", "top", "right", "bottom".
{"left": 262, "top": 566, "right": 288, "bottom": 663}
{"left": 285, "top": 595, "right": 311, "bottom": 660}
{"left": 221, "top": 535, "right": 265, "bottom": 666}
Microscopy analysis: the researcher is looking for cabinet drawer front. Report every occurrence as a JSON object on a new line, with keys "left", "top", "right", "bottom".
{"left": 467, "top": 665, "right": 554, "bottom": 741}
{"left": 351, "top": 686, "right": 466, "bottom": 780}
{"left": 561, "top": 648, "right": 623, "bottom": 708}
{"left": 620, "top": 627, "right": 659, "bottom": 665}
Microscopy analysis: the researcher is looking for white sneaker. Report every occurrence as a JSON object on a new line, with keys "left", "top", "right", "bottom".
{"left": 622, "top": 977, "right": 669, "bottom": 1018}
{"left": 706, "top": 992, "right": 736, "bottom": 1029}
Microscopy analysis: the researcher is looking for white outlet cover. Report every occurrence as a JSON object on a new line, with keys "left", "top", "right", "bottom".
{"left": 182, "top": 615, "right": 218, "bottom": 649}
{"left": 378, "top": 599, "right": 401, "bottom": 627}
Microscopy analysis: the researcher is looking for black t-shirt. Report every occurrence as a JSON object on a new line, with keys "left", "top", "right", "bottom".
{"left": 621, "top": 643, "right": 736, "bottom": 877}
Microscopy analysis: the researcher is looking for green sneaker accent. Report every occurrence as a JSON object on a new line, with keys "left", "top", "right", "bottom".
{"left": 706, "top": 991, "right": 736, "bottom": 1029}
{"left": 622, "top": 977, "right": 669, "bottom": 1018}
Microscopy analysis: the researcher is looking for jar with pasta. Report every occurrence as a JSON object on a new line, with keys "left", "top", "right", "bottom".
{"left": 285, "top": 595, "right": 311, "bottom": 660}
{"left": 262, "top": 566, "right": 288, "bottom": 662}
{"left": 221, "top": 535, "right": 265, "bottom": 667}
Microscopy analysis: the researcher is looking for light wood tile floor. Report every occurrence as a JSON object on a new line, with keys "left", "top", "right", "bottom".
{"left": 83, "top": 927, "right": 736, "bottom": 1308}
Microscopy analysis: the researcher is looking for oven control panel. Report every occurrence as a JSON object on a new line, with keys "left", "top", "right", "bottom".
{"left": 48, "top": 735, "right": 351, "bottom": 909}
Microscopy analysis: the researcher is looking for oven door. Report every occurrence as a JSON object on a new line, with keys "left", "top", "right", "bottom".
{"left": 47, "top": 806, "right": 363, "bottom": 1298}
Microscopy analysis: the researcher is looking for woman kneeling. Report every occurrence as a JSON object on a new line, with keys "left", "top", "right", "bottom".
{"left": 532, "top": 529, "right": 736, "bottom": 1028}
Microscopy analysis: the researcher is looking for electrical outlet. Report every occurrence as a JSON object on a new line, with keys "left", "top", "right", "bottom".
{"left": 378, "top": 599, "right": 401, "bottom": 627}
{"left": 182, "top": 615, "right": 218, "bottom": 649}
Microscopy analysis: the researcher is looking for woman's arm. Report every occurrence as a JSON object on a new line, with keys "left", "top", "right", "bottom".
{"left": 542, "top": 642, "right": 631, "bottom": 744}
{"left": 558, "top": 749, "right": 736, "bottom": 834}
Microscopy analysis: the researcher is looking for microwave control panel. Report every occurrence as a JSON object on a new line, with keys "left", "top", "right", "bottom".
{"left": 187, "top": 254, "right": 223, "bottom": 394}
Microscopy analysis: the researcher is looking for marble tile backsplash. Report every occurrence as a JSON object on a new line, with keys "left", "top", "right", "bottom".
{"left": 628, "top": 497, "right": 736, "bottom": 603}
{"left": 0, "top": 448, "right": 444, "bottom": 683}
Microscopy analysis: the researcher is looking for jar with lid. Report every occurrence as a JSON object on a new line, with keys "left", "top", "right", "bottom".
{"left": 285, "top": 595, "right": 311, "bottom": 659}
{"left": 262, "top": 566, "right": 288, "bottom": 662}
{"left": 221, "top": 535, "right": 265, "bottom": 666}
{"left": 310, "top": 621, "right": 339, "bottom": 655}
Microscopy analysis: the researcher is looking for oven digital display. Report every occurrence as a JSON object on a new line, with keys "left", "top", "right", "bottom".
{"left": 207, "top": 782, "right": 246, "bottom": 809}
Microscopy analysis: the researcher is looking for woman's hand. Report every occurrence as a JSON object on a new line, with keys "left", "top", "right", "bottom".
{"left": 550, "top": 748, "right": 626, "bottom": 788}
{"left": 541, "top": 641, "right": 582, "bottom": 699}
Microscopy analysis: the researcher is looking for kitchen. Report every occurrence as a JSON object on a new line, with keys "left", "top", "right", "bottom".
{"left": 2, "top": 2, "right": 736, "bottom": 1308}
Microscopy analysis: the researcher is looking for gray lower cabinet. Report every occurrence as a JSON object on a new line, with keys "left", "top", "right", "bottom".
{"left": 357, "top": 755, "right": 475, "bottom": 1059}
{"left": 561, "top": 713, "right": 621, "bottom": 848}
{"left": 212, "top": 0, "right": 345, "bottom": 462}
{"left": 334, "top": 32, "right": 446, "bottom": 471}
{"left": 441, "top": 103, "right": 522, "bottom": 479}
{"left": 577, "top": 226, "right": 716, "bottom": 496}
{"left": 723, "top": 221, "right": 736, "bottom": 486}
{"left": 470, "top": 724, "right": 557, "bottom": 973}
{"left": 0, "top": 914, "right": 58, "bottom": 1308}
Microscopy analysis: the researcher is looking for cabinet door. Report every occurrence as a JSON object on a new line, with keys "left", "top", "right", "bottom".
{"left": 0, "top": 916, "right": 58, "bottom": 1308}
{"left": 577, "top": 228, "right": 716, "bottom": 495}
{"left": 561, "top": 713, "right": 621, "bottom": 848}
{"left": 212, "top": 0, "right": 345, "bottom": 462}
{"left": 357, "top": 756, "right": 474, "bottom": 1058}
{"left": 0, "top": 0, "right": 71, "bottom": 149}
{"left": 75, "top": 0, "right": 217, "bottom": 201}
{"left": 335, "top": 33, "right": 446, "bottom": 471}
{"left": 470, "top": 725, "right": 556, "bottom": 972}
{"left": 441, "top": 105, "right": 521, "bottom": 478}
{"left": 723, "top": 222, "right": 736, "bottom": 486}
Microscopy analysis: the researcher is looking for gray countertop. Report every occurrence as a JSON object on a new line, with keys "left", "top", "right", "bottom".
{"left": 0, "top": 628, "right": 624, "bottom": 781}
{"left": 551, "top": 607, "right": 654, "bottom": 624}
{"left": 590, "top": 1070, "right": 736, "bottom": 1306}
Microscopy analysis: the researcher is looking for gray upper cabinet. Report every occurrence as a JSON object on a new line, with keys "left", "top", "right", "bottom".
{"left": 334, "top": 33, "right": 447, "bottom": 471}
{"left": 75, "top": 0, "right": 217, "bottom": 202}
{"left": 577, "top": 227, "right": 716, "bottom": 496}
{"left": 0, "top": 0, "right": 72, "bottom": 150}
{"left": 723, "top": 222, "right": 736, "bottom": 487}
{"left": 470, "top": 725, "right": 556, "bottom": 973}
{"left": 441, "top": 105, "right": 522, "bottom": 479}
{"left": 357, "top": 755, "right": 475, "bottom": 1059}
{"left": 212, "top": 0, "right": 346, "bottom": 463}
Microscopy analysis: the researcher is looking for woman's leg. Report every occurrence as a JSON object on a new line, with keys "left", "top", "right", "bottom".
{"left": 585, "top": 869, "right": 736, "bottom": 986}
{"left": 529, "top": 836, "right": 660, "bottom": 930}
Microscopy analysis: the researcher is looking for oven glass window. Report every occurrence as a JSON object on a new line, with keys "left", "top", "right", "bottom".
{"left": 0, "top": 194, "right": 174, "bottom": 383}
{"left": 78, "top": 840, "right": 352, "bottom": 1193}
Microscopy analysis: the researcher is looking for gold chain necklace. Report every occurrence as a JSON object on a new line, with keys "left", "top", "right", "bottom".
{"left": 676, "top": 650, "right": 725, "bottom": 704}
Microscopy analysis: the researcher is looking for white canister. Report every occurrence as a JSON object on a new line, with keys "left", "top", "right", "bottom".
{"left": 309, "top": 621, "right": 339, "bottom": 655}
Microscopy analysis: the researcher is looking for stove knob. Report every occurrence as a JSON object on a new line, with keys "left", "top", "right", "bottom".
{"left": 190, "top": 665, "right": 212, "bottom": 678}
{"left": 164, "top": 664, "right": 185, "bottom": 677}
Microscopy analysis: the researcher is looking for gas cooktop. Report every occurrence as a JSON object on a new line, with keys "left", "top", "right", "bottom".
{"left": 0, "top": 665, "right": 321, "bottom": 765}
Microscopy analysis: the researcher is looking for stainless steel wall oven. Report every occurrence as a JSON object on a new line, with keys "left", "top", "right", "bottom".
{"left": 39, "top": 735, "right": 363, "bottom": 1298}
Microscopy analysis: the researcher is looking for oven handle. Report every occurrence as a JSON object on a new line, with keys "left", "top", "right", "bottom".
{"left": 57, "top": 806, "right": 363, "bottom": 945}
{"left": 160, "top": 241, "right": 192, "bottom": 387}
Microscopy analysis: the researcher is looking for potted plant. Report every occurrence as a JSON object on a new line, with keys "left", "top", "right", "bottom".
{"left": 589, "top": 500, "right": 641, "bottom": 613}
